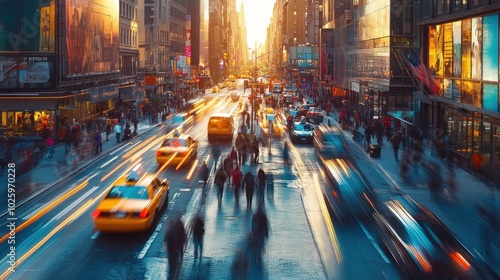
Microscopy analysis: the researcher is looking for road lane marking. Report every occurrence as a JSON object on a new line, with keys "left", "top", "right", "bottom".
{"left": 137, "top": 220, "right": 165, "bottom": 259}
{"left": 180, "top": 189, "right": 191, "bottom": 192}
{"left": 357, "top": 218, "right": 391, "bottom": 263}
{"left": 100, "top": 156, "right": 118, "bottom": 168}
{"left": 22, "top": 203, "right": 47, "bottom": 220}
{"left": 109, "top": 143, "right": 133, "bottom": 155}
{"left": 91, "top": 231, "right": 100, "bottom": 240}
{"left": 44, "top": 186, "right": 100, "bottom": 227}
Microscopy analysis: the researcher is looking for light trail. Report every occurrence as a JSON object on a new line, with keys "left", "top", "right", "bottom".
{"left": 0, "top": 180, "right": 89, "bottom": 244}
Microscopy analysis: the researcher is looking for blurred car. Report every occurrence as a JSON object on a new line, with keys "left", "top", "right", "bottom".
{"left": 212, "top": 86, "right": 219, "bottom": 93}
{"left": 313, "top": 124, "right": 352, "bottom": 160}
{"left": 207, "top": 113, "right": 234, "bottom": 141}
{"left": 156, "top": 133, "right": 198, "bottom": 168}
{"left": 307, "top": 107, "right": 324, "bottom": 123}
{"left": 289, "top": 117, "right": 315, "bottom": 144}
{"left": 374, "top": 193, "right": 499, "bottom": 280}
{"left": 230, "top": 92, "right": 240, "bottom": 101}
{"left": 282, "top": 94, "right": 294, "bottom": 106}
{"left": 321, "top": 158, "right": 376, "bottom": 222}
{"left": 92, "top": 165, "right": 169, "bottom": 232}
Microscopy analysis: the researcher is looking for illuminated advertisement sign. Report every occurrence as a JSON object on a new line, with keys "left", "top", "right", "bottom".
{"left": 186, "top": 15, "right": 191, "bottom": 60}
{"left": 0, "top": 56, "right": 55, "bottom": 89}
{"left": 0, "top": 0, "right": 56, "bottom": 52}
{"left": 482, "top": 14, "right": 498, "bottom": 82}
{"left": 66, "top": 0, "right": 119, "bottom": 76}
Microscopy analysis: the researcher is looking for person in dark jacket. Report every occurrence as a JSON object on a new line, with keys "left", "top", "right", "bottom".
{"left": 391, "top": 131, "right": 402, "bottom": 161}
{"left": 199, "top": 161, "right": 209, "bottom": 187}
{"left": 251, "top": 137, "right": 259, "bottom": 163}
{"left": 242, "top": 171, "right": 255, "bottom": 208}
{"left": 192, "top": 213, "right": 205, "bottom": 261}
{"left": 215, "top": 166, "right": 227, "bottom": 204}
{"left": 164, "top": 215, "right": 186, "bottom": 279}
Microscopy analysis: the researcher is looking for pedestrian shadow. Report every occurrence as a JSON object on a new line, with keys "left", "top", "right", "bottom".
{"left": 182, "top": 256, "right": 212, "bottom": 280}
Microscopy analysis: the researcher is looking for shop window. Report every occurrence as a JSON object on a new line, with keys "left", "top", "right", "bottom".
{"left": 483, "top": 84, "right": 498, "bottom": 112}
{"left": 481, "top": 118, "right": 491, "bottom": 156}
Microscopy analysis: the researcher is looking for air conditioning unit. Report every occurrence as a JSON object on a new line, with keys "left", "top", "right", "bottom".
{"left": 345, "top": 10, "right": 352, "bottom": 23}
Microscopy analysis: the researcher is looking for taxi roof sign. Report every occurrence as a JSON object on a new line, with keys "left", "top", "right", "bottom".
{"left": 127, "top": 164, "right": 145, "bottom": 182}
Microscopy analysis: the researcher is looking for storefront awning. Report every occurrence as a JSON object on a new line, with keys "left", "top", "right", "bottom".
{"left": 387, "top": 110, "right": 414, "bottom": 125}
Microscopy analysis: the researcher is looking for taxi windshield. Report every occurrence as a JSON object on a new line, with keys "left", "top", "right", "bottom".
{"left": 105, "top": 186, "right": 149, "bottom": 200}
{"left": 295, "top": 124, "right": 313, "bottom": 131}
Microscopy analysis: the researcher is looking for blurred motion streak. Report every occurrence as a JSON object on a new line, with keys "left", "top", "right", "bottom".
{"left": 175, "top": 148, "right": 196, "bottom": 171}
{"left": 186, "top": 159, "right": 199, "bottom": 180}
{"left": 101, "top": 158, "right": 142, "bottom": 182}
{"left": 122, "top": 137, "right": 157, "bottom": 158}
{"left": 129, "top": 137, "right": 164, "bottom": 162}
{"left": 0, "top": 199, "right": 96, "bottom": 279}
{"left": 312, "top": 173, "right": 343, "bottom": 263}
{"left": 0, "top": 180, "right": 88, "bottom": 243}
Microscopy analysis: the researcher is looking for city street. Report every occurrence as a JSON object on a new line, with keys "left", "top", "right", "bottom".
{"left": 0, "top": 84, "right": 498, "bottom": 280}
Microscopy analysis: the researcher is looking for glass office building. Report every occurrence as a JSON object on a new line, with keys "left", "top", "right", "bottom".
{"left": 330, "top": 0, "right": 414, "bottom": 123}
{"left": 415, "top": 1, "right": 500, "bottom": 182}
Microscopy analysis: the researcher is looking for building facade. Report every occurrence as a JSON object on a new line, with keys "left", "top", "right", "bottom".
{"left": 415, "top": 0, "right": 500, "bottom": 181}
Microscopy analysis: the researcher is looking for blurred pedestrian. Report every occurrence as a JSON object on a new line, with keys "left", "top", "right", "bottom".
{"left": 224, "top": 154, "right": 234, "bottom": 187}
{"left": 164, "top": 215, "right": 186, "bottom": 279}
{"left": 251, "top": 137, "right": 259, "bottom": 163}
{"left": 192, "top": 213, "right": 205, "bottom": 261}
{"left": 235, "top": 133, "right": 245, "bottom": 166}
{"left": 230, "top": 147, "right": 237, "bottom": 163}
{"left": 251, "top": 206, "right": 269, "bottom": 262}
{"left": 242, "top": 171, "right": 255, "bottom": 208}
{"left": 212, "top": 142, "right": 222, "bottom": 167}
{"left": 231, "top": 166, "right": 243, "bottom": 204}
{"left": 200, "top": 161, "right": 209, "bottom": 187}
{"left": 390, "top": 131, "right": 402, "bottom": 161}
{"left": 63, "top": 126, "right": 73, "bottom": 154}
{"left": 45, "top": 135, "right": 54, "bottom": 159}
{"left": 257, "top": 168, "right": 268, "bottom": 201}
{"left": 105, "top": 123, "right": 111, "bottom": 141}
{"left": 94, "top": 130, "right": 102, "bottom": 155}
{"left": 215, "top": 166, "right": 226, "bottom": 204}
{"left": 428, "top": 161, "right": 443, "bottom": 202}
{"left": 114, "top": 123, "right": 122, "bottom": 143}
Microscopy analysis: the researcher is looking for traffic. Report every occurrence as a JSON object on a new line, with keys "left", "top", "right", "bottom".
{"left": 0, "top": 78, "right": 498, "bottom": 280}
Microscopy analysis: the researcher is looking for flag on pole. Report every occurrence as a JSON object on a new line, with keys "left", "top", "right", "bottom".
{"left": 406, "top": 51, "right": 440, "bottom": 95}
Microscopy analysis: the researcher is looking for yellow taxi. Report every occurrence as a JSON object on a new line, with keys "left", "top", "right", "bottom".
{"left": 211, "top": 86, "right": 219, "bottom": 93}
{"left": 156, "top": 133, "right": 198, "bottom": 168}
{"left": 92, "top": 165, "right": 169, "bottom": 232}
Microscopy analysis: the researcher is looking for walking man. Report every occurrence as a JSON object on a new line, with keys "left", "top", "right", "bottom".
{"left": 164, "top": 215, "right": 187, "bottom": 279}
{"left": 114, "top": 123, "right": 122, "bottom": 143}
{"left": 215, "top": 166, "right": 226, "bottom": 204}
{"left": 391, "top": 131, "right": 402, "bottom": 161}
{"left": 192, "top": 213, "right": 205, "bottom": 261}
{"left": 251, "top": 137, "right": 259, "bottom": 163}
{"left": 242, "top": 171, "right": 255, "bottom": 208}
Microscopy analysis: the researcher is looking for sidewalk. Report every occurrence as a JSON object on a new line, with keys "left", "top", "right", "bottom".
{"left": 14, "top": 118, "right": 169, "bottom": 202}
{"left": 176, "top": 137, "right": 326, "bottom": 279}
{"left": 324, "top": 107, "right": 500, "bottom": 275}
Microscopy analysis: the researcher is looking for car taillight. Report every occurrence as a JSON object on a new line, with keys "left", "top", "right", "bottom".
{"left": 450, "top": 252, "right": 470, "bottom": 271}
{"left": 91, "top": 209, "right": 101, "bottom": 218}
{"left": 182, "top": 151, "right": 188, "bottom": 156}
{"left": 156, "top": 151, "right": 162, "bottom": 156}
{"left": 139, "top": 208, "right": 149, "bottom": 218}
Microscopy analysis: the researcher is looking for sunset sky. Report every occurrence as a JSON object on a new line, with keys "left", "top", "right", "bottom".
{"left": 236, "top": 0, "right": 276, "bottom": 47}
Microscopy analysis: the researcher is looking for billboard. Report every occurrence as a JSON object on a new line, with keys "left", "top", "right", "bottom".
{"left": 0, "top": 56, "right": 55, "bottom": 89}
{"left": 66, "top": 0, "right": 119, "bottom": 76}
{"left": 0, "top": 0, "right": 56, "bottom": 52}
